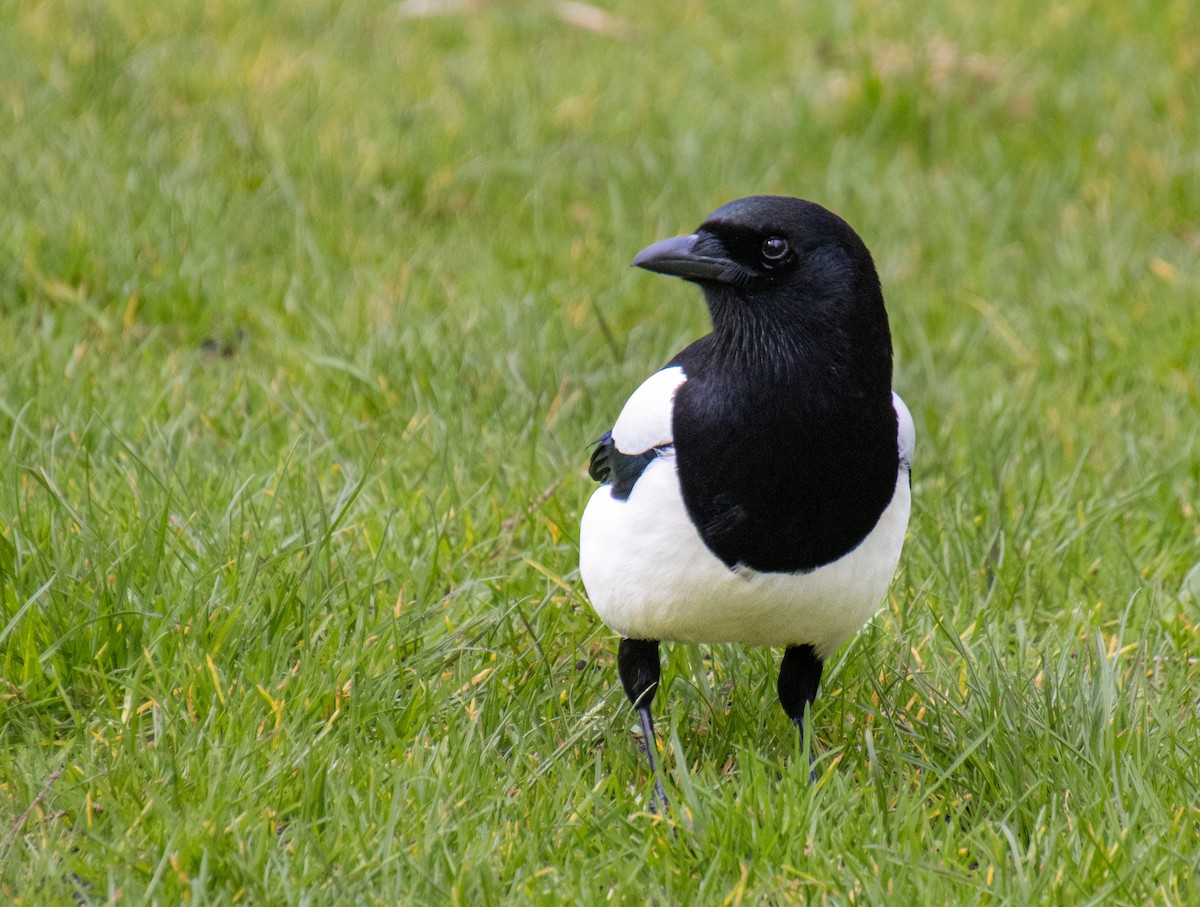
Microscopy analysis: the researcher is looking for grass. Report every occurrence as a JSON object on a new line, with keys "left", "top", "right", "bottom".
{"left": 0, "top": 0, "right": 1198, "bottom": 902}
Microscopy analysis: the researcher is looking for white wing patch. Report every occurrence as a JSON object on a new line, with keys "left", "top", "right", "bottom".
{"left": 610, "top": 366, "right": 687, "bottom": 454}
{"left": 893, "top": 392, "right": 915, "bottom": 470}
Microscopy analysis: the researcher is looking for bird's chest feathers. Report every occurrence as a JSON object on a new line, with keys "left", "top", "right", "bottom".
{"left": 671, "top": 366, "right": 898, "bottom": 574}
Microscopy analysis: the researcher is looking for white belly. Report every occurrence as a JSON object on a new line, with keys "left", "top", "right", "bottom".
{"left": 579, "top": 451, "right": 910, "bottom": 657}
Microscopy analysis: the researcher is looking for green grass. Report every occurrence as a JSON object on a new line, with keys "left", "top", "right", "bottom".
{"left": 1, "top": 0, "right": 1198, "bottom": 902}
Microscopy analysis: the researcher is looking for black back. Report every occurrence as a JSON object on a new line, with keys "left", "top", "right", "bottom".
{"left": 667, "top": 198, "right": 899, "bottom": 573}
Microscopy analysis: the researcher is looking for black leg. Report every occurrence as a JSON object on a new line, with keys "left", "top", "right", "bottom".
{"left": 617, "top": 638, "right": 668, "bottom": 812}
{"left": 778, "top": 644, "right": 825, "bottom": 782}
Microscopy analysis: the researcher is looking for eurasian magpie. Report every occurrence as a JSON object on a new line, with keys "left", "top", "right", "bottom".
{"left": 579, "top": 196, "right": 914, "bottom": 808}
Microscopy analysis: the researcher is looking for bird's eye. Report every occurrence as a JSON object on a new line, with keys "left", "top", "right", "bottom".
{"left": 761, "top": 236, "right": 789, "bottom": 264}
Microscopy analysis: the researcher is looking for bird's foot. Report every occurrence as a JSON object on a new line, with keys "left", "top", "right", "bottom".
{"left": 649, "top": 778, "right": 670, "bottom": 816}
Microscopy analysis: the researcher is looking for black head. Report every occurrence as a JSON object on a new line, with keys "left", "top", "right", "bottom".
{"left": 632, "top": 196, "right": 886, "bottom": 344}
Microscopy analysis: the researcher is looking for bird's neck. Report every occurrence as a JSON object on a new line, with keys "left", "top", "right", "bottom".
{"left": 703, "top": 289, "right": 894, "bottom": 405}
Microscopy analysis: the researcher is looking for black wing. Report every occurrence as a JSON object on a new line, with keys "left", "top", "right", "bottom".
{"left": 588, "top": 431, "right": 665, "bottom": 501}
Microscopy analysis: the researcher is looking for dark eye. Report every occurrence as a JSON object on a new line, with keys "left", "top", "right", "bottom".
{"left": 761, "top": 236, "right": 789, "bottom": 264}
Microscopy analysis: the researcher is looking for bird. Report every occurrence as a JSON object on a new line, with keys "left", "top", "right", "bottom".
{"left": 579, "top": 196, "right": 914, "bottom": 809}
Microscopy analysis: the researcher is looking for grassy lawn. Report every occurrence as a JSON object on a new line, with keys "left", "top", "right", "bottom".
{"left": 1, "top": 0, "right": 1198, "bottom": 902}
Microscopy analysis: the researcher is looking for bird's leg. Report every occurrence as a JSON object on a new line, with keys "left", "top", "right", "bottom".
{"left": 617, "top": 637, "right": 668, "bottom": 812}
{"left": 777, "top": 644, "right": 825, "bottom": 783}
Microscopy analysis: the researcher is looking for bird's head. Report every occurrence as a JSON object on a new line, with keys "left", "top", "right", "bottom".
{"left": 632, "top": 196, "right": 886, "bottom": 346}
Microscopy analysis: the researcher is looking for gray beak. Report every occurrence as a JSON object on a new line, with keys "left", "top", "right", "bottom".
{"left": 631, "top": 234, "right": 737, "bottom": 282}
